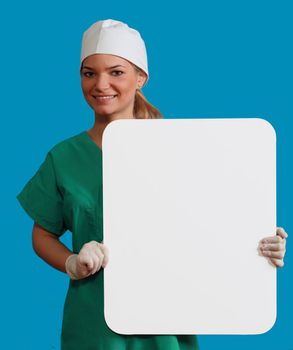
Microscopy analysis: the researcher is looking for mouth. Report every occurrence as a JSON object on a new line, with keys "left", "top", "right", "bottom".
{"left": 93, "top": 94, "right": 118, "bottom": 100}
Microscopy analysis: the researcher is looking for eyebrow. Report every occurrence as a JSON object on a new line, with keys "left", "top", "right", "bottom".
{"left": 81, "top": 65, "right": 126, "bottom": 70}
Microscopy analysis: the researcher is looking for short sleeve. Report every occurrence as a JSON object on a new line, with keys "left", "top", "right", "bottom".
{"left": 16, "top": 151, "right": 67, "bottom": 237}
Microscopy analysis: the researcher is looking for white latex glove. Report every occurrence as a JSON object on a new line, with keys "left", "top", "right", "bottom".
{"left": 258, "top": 227, "right": 288, "bottom": 268}
{"left": 65, "top": 240, "right": 109, "bottom": 280}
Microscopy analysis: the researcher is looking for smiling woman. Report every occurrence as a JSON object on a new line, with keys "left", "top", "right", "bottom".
{"left": 80, "top": 54, "right": 150, "bottom": 120}
{"left": 80, "top": 55, "right": 162, "bottom": 122}
{"left": 16, "top": 19, "right": 200, "bottom": 350}
{"left": 80, "top": 43, "right": 162, "bottom": 120}
{"left": 78, "top": 21, "right": 163, "bottom": 150}
{"left": 16, "top": 18, "right": 288, "bottom": 350}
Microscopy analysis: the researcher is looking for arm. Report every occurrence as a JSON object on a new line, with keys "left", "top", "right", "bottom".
{"left": 32, "top": 222, "right": 73, "bottom": 273}
{"left": 32, "top": 222, "right": 109, "bottom": 278}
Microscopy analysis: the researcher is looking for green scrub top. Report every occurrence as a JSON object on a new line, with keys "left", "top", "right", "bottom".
{"left": 16, "top": 130, "right": 200, "bottom": 350}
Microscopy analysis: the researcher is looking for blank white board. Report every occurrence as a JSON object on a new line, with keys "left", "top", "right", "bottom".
{"left": 102, "top": 118, "right": 276, "bottom": 335}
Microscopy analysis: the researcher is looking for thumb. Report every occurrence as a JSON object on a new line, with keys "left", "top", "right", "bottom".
{"left": 277, "top": 227, "right": 288, "bottom": 239}
{"left": 78, "top": 254, "right": 94, "bottom": 271}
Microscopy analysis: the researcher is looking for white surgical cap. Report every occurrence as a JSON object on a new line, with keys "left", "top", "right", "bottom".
{"left": 80, "top": 19, "right": 149, "bottom": 86}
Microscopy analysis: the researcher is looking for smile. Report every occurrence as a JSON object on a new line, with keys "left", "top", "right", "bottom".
{"left": 94, "top": 95, "right": 117, "bottom": 100}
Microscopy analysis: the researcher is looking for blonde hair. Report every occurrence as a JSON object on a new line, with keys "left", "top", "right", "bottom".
{"left": 134, "top": 90, "right": 163, "bottom": 119}
{"left": 132, "top": 65, "right": 163, "bottom": 119}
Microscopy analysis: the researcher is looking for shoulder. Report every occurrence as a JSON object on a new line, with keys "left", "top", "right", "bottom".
{"left": 47, "top": 131, "right": 86, "bottom": 159}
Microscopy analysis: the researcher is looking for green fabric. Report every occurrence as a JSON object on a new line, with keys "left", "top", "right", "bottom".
{"left": 16, "top": 131, "right": 200, "bottom": 350}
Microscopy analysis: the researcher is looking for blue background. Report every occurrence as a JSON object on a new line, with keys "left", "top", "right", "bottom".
{"left": 1, "top": 0, "right": 292, "bottom": 349}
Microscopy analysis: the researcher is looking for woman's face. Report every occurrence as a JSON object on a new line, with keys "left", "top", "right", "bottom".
{"left": 80, "top": 54, "right": 146, "bottom": 120}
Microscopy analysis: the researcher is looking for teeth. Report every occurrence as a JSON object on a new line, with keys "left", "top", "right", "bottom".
{"left": 95, "top": 95, "right": 116, "bottom": 100}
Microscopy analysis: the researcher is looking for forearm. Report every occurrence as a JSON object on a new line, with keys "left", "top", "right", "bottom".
{"left": 33, "top": 233, "right": 73, "bottom": 273}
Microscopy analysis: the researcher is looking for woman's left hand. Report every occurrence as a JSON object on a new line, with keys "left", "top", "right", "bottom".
{"left": 258, "top": 227, "right": 288, "bottom": 267}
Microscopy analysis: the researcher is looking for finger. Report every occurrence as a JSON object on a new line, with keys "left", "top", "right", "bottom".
{"left": 276, "top": 227, "right": 288, "bottom": 239}
{"left": 93, "top": 254, "right": 103, "bottom": 274}
{"left": 259, "top": 242, "right": 285, "bottom": 252}
{"left": 84, "top": 242, "right": 103, "bottom": 274}
{"left": 102, "top": 253, "right": 109, "bottom": 268}
{"left": 99, "top": 244, "right": 110, "bottom": 268}
{"left": 91, "top": 247, "right": 104, "bottom": 274}
{"left": 260, "top": 250, "right": 285, "bottom": 259}
{"left": 84, "top": 241, "right": 102, "bottom": 273}
{"left": 78, "top": 253, "right": 94, "bottom": 272}
{"left": 85, "top": 250, "right": 100, "bottom": 275}
{"left": 79, "top": 243, "right": 96, "bottom": 268}
{"left": 269, "top": 257, "right": 284, "bottom": 268}
{"left": 260, "top": 235, "right": 284, "bottom": 244}
{"left": 80, "top": 241, "right": 106, "bottom": 274}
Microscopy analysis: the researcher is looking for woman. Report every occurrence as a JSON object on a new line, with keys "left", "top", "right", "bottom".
{"left": 16, "top": 19, "right": 288, "bottom": 350}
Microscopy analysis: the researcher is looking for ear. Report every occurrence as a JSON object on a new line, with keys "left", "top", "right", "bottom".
{"left": 137, "top": 71, "right": 147, "bottom": 89}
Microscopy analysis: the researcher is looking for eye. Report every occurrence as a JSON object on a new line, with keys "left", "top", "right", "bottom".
{"left": 82, "top": 71, "right": 95, "bottom": 78}
{"left": 111, "top": 70, "right": 124, "bottom": 76}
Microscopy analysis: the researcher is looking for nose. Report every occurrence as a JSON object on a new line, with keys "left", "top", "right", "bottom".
{"left": 93, "top": 73, "right": 110, "bottom": 91}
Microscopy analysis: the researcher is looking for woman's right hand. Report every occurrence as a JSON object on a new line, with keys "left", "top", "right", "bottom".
{"left": 65, "top": 241, "right": 109, "bottom": 280}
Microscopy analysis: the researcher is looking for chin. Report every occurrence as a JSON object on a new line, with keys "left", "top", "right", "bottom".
{"left": 92, "top": 106, "right": 115, "bottom": 114}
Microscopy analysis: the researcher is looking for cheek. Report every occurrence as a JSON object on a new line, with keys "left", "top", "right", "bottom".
{"left": 80, "top": 82, "right": 95, "bottom": 107}
{"left": 118, "top": 80, "right": 137, "bottom": 98}
{"left": 81, "top": 80, "right": 91, "bottom": 95}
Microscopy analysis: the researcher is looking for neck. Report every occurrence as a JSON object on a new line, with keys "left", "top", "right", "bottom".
{"left": 88, "top": 113, "right": 135, "bottom": 147}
